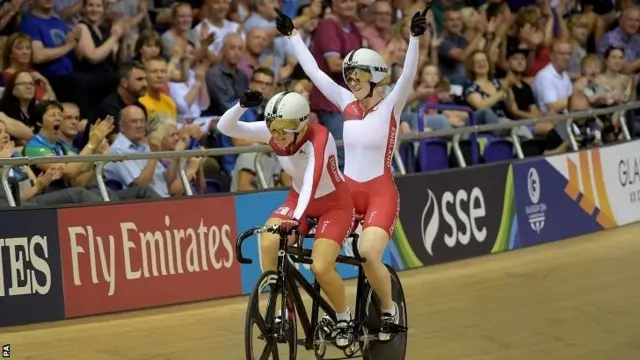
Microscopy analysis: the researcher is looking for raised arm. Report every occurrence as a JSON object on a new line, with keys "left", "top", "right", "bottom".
{"left": 386, "top": 7, "right": 428, "bottom": 120}
{"left": 217, "top": 103, "right": 271, "bottom": 144}
{"left": 386, "top": 35, "right": 420, "bottom": 111}
{"left": 292, "top": 129, "right": 329, "bottom": 220}
{"left": 287, "top": 32, "right": 353, "bottom": 110}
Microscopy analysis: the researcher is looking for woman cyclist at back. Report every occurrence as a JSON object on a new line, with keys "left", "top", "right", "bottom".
{"left": 275, "top": 6, "right": 428, "bottom": 341}
{"left": 217, "top": 90, "right": 358, "bottom": 347}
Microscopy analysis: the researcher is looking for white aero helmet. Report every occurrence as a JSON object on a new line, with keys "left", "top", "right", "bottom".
{"left": 265, "top": 91, "right": 310, "bottom": 134}
{"left": 342, "top": 48, "right": 390, "bottom": 86}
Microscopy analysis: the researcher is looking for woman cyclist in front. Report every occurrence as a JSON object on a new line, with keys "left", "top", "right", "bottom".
{"left": 217, "top": 90, "right": 357, "bottom": 348}
{"left": 275, "top": 6, "right": 428, "bottom": 341}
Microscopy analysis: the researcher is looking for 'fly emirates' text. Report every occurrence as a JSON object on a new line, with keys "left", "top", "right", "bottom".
{"left": 65, "top": 216, "right": 235, "bottom": 296}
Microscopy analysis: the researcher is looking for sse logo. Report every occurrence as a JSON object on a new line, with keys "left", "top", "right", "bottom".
{"left": 421, "top": 187, "right": 488, "bottom": 257}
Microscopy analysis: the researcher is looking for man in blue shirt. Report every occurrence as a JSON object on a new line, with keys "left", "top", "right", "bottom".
{"left": 217, "top": 67, "right": 275, "bottom": 174}
{"left": 104, "top": 105, "right": 171, "bottom": 197}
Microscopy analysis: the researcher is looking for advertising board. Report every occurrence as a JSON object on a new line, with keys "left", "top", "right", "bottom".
{"left": 0, "top": 209, "right": 65, "bottom": 326}
{"left": 57, "top": 197, "right": 241, "bottom": 318}
{"left": 513, "top": 150, "right": 615, "bottom": 247}
{"left": 234, "top": 190, "right": 396, "bottom": 295}
{"left": 595, "top": 141, "right": 640, "bottom": 226}
{"left": 395, "top": 163, "right": 516, "bottom": 268}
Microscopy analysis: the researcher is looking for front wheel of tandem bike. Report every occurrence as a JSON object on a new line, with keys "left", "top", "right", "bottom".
{"left": 245, "top": 270, "right": 298, "bottom": 360}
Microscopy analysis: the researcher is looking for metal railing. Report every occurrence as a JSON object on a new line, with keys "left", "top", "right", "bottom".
{"left": 0, "top": 102, "right": 637, "bottom": 207}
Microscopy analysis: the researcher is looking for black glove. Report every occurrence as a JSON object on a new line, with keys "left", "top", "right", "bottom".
{"left": 275, "top": 8, "right": 294, "bottom": 36}
{"left": 240, "top": 89, "right": 264, "bottom": 108}
{"left": 410, "top": 6, "right": 430, "bottom": 37}
{"left": 278, "top": 217, "right": 300, "bottom": 236}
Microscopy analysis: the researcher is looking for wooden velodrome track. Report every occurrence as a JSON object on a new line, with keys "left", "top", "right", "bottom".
{"left": 3, "top": 223, "right": 640, "bottom": 360}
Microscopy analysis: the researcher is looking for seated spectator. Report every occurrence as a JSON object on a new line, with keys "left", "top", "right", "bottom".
{"left": 206, "top": 33, "right": 249, "bottom": 115}
{"left": 161, "top": 2, "right": 197, "bottom": 58}
{"left": 139, "top": 56, "right": 178, "bottom": 120}
{"left": 191, "top": 0, "right": 241, "bottom": 60}
{"left": 61, "top": 102, "right": 161, "bottom": 199}
{"left": 231, "top": 148, "right": 291, "bottom": 192}
{"left": 573, "top": 54, "right": 602, "bottom": 102}
{"left": 146, "top": 115, "right": 205, "bottom": 196}
{"left": 105, "top": 105, "right": 171, "bottom": 197}
{"left": 401, "top": 63, "right": 467, "bottom": 133}
{"left": 597, "top": 7, "right": 640, "bottom": 73}
{"left": 2, "top": 33, "right": 56, "bottom": 101}
{"left": 74, "top": 0, "right": 126, "bottom": 110}
{"left": 0, "top": 70, "right": 38, "bottom": 142}
{"left": 594, "top": 47, "right": 633, "bottom": 104}
{"left": 23, "top": 100, "right": 113, "bottom": 195}
{"left": 503, "top": 48, "right": 545, "bottom": 133}
{"left": 217, "top": 67, "right": 274, "bottom": 173}
{"left": 532, "top": 39, "right": 573, "bottom": 115}
{"left": 168, "top": 43, "right": 211, "bottom": 122}
{"left": 83, "top": 61, "right": 148, "bottom": 146}
{"left": 544, "top": 92, "right": 602, "bottom": 155}
{"left": 464, "top": 50, "right": 533, "bottom": 138}
{"left": 0, "top": 120, "right": 103, "bottom": 207}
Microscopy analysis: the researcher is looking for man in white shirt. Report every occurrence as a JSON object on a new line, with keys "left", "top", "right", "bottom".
{"left": 191, "top": 0, "right": 242, "bottom": 57}
{"left": 532, "top": 39, "right": 574, "bottom": 115}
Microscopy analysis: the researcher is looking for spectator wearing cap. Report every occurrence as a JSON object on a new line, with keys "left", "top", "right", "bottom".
{"left": 597, "top": 7, "right": 640, "bottom": 73}
{"left": 84, "top": 61, "right": 148, "bottom": 146}
{"left": 310, "top": 0, "right": 362, "bottom": 169}
{"left": 206, "top": 33, "right": 249, "bottom": 115}
{"left": 139, "top": 56, "right": 178, "bottom": 121}
{"left": 105, "top": 105, "right": 171, "bottom": 197}
{"left": 161, "top": 2, "right": 198, "bottom": 59}
{"left": 439, "top": 8, "right": 485, "bottom": 86}
{"left": 218, "top": 67, "right": 275, "bottom": 174}
{"left": 503, "top": 47, "right": 545, "bottom": 132}
{"left": 191, "top": 0, "right": 241, "bottom": 60}
{"left": 532, "top": 39, "right": 573, "bottom": 114}
{"left": 464, "top": 50, "right": 533, "bottom": 138}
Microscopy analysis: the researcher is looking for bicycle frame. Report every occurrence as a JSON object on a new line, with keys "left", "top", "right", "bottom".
{"left": 237, "top": 223, "right": 369, "bottom": 351}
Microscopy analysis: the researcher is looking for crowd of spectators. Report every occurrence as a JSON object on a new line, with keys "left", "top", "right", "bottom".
{"left": 0, "top": 0, "right": 638, "bottom": 208}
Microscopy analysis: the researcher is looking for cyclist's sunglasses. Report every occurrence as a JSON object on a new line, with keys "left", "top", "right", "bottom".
{"left": 344, "top": 66, "right": 372, "bottom": 84}
{"left": 267, "top": 117, "right": 305, "bottom": 136}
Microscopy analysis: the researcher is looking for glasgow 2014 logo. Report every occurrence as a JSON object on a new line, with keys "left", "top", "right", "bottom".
{"left": 526, "top": 167, "right": 546, "bottom": 233}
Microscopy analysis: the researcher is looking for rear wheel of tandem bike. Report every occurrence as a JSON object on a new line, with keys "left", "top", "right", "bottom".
{"left": 361, "top": 265, "right": 408, "bottom": 360}
{"left": 245, "top": 270, "right": 297, "bottom": 360}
